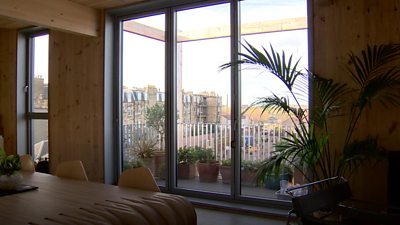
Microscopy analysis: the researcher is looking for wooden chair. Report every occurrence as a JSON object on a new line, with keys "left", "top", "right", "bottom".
{"left": 20, "top": 154, "right": 35, "bottom": 172}
{"left": 55, "top": 160, "right": 88, "bottom": 181}
{"left": 286, "top": 177, "right": 400, "bottom": 225}
{"left": 118, "top": 167, "right": 160, "bottom": 192}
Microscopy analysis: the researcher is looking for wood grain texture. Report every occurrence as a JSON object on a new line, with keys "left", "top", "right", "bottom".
{"left": 0, "top": 0, "right": 100, "bottom": 36}
{"left": 0, "top": 29, "right": 17, "bottom": 155}
{"left": 49, "top": 29, "right": 104, "bottom": 182}
{"left": 313, "top": 0, "right": 400, "bottom": 204}
{"left": 0, "top": 172, "right": 196, "bottom": 225}
{"left": 70, "top": 0, "right": 147, "bottom": 9}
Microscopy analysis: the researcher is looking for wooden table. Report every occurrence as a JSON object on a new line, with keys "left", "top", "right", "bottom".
{"left": 0, "top": 172, "right": 197, "bottom": 225}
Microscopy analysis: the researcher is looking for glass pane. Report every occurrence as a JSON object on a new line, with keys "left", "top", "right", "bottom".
{"left": 121, "top": 14, "right": 166, "bottom": 187}
{"left": 32, "top": 120, "right": 48, "bottom": 162}
{"left": 176, "top": 4, "right": 231, "bottom": 194}
{"left": 240, "top": 0, "right": 308, "bottom": 200}
{"left": 32, "top": 35, "right": 49, "bottom": 113}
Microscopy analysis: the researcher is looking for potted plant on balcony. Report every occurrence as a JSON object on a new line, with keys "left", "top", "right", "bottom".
{"left": 177, "top": 146, "right": 197, "bottom": 179}
{"left": 123, "top": 158, "right": 145, "bottom": 170}
{"left": 221, "top": 42, "right": 400, "bottom": 185}
{"left": 195, "top": 147, "right": 219, "bottom": 183}
{"left": 133, "top": 136, "right": 157, "bottom": 175}
{"left": 220, "top": 159, "right": 231, "bottom": 184}
{"left": 264, "top": 163, "right": 293, "bottom": 190}
{"left": 145, "top": 104, "right": 166, "bottom": 178}
{"left": 241, "top": 160, "right": 262, "bottom": 187}
{"left": 0, "top": 148, "right": 22, "bottom": 190}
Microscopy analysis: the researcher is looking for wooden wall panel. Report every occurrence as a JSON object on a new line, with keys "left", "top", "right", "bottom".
{"left": 49, "top": 30, "right": 104, "bottom": 182}
{"left": 0, "top": 29, "right": 17, "bottom": 155}
{"left": 313, "top": 0, "right": 400, "bottom": 204}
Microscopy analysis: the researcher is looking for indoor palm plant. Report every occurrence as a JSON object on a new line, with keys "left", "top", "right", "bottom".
{"left": 222, "top": 41, "right": 400, "bottom": 184}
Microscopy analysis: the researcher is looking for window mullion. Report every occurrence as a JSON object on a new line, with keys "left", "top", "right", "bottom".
{"left": 230, "top": 0, "right": 241, "bottom": 199}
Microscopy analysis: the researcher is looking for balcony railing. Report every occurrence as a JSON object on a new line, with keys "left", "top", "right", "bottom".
{"left": 123, "top": 122, "right": 293, "bottom": 162}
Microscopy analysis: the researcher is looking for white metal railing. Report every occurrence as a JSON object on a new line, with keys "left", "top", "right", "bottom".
{"left": 123, "top": 123, "right": 293, "bottom": 162}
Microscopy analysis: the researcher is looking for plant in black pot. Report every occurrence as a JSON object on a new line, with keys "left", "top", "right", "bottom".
{"left": 195, "top": 147, "right": 219, "bottom": 183}
{"left": 263, "top": 163, "right": 293, "bottom": 190}
{"left": 177, "top": 146, "right": 197, "bottom": 179}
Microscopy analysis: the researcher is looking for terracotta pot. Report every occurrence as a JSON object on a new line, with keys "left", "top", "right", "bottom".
{"left": 177, "top": 163, "right": 196, "bottom": 179}
{"left": 241, "top": 169, "right": 257, "bottom": 187}
{"left": 153, "top": 151, "right": 165, "bottom": 178}
{"left": 197, "top": 162, "right": 219, "bottom": 183}
{"left": 220, "top": 166, "right": 231, "bottom": 184}
{"left": 142, "top": 157, "right": 156, "bottom": 175}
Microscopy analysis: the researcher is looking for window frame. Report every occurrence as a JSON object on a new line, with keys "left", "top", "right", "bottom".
{"left": 109, "top": 0, "right": 312, "bottom": 208}
{"left": 24, "top": 30, "right": 49, "bottom": 157}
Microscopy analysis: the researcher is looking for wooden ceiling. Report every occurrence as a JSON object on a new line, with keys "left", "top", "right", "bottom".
{"left": 0, "top": 0, "right": 146, "bottom": 36}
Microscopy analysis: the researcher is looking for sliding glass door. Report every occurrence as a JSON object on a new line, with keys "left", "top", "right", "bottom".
{"left": 176, "top": 3, "right": 231, "bottom": 194}
{"left": 121, "top": 14, "right": 166, "bottom": 187}
{"left": 116, "top": 0, "right": 308, "bottom": 204}
{"left": 239, "top": 0, "right": 308, "bottom": 199}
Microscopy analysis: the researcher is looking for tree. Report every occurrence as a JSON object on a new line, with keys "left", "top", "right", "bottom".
{"left": 146, "top": 104, "right": 165, "bottom": 151}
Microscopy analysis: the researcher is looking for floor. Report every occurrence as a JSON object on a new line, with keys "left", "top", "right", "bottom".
{"left": 195, "top": 207, "right": 287, "bottom": 225}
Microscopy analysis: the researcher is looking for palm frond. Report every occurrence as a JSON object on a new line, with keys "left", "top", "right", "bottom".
{"left": 356, "top": 67, "right": 400, "bottom": 109}
{"left": 348, "top": 44, "right": 400, "bottom": 87}
{"left": 338, "top": 137, "right": 386, "bottom": 178}
{"left": 251, "top": 94, "right": 292, "bottom": 115}
{"left": 311, "top": 73, "right": 350, "bottom": 128}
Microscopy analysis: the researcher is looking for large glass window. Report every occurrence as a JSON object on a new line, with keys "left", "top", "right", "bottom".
{"left": 116, "top": 0, "right": 308, "bottom": 205}
{"left": 121, "top": 14, "right": 166, "bottom": 187}
{"left": 176, "top": 3, "right": 231, "bottom": 194}
{"left": 239, "top": 0, "right": 308, "bottom": 199}
{"left": 28, "top": 34, "right": 49, "bottom": 162}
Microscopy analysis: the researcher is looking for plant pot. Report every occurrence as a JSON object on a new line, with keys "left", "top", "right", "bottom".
{"left": 153, "top": 151, "right": 165, "bottom": 178}
{"left": 0, "top": 173, "right": 22, "bottom": 190}
{"left": 197, "top": 162, "right": 219, "bottom": 183}
{"left": 241, "top": 169, "right": 257, "bottom": 187}
{"left": 142, "top": 157, "right": 156, "bottom": 175}
{"left": 220, "top": 166, "right": 231, "bottom": 184}
{"left": 177, "top": 163, "right": 196, "bottom": 179}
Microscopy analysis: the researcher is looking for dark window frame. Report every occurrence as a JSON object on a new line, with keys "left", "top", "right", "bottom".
{"left": 109, "top": 0, "right": 312, "bottom": 208}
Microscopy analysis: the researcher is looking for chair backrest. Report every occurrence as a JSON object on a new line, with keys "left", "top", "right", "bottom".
{"left": 20, "top": 154, "right": 35, "bottom": 172}
{"left": 55, "top": 160, "right": 88, "bottom": 181}
{"left": 291, "top": 181, "right": 352, "bottom": 217}
{"left": 118, "top": 167, "right": 160, "bottom": 192}
{"left": 35, "top": 158, "right": 49, "bottom": 174}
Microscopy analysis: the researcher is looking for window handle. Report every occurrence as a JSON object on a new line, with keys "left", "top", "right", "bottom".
{"left": 24, "top": 85, "right": 29, "bottom": 93}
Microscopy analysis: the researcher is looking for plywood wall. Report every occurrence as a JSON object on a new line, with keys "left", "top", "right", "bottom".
{"left": 49, "top": 30, "right": 104, "bottom": 182}
{"left": 313, "top": 0, "right": 400, "bottom": 204}
{"left": 0, "top": 29, "right": 17, "bottom": 155}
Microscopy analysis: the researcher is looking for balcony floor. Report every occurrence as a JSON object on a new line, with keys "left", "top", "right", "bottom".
{"left": 156, "top": 177, "right": 291, "bottom": 202}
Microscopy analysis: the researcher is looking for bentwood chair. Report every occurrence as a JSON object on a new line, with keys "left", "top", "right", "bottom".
{"left": 286, "top": 177, "right": 400, "bottom": 225}
{"left": 118, "top": 167, "right": 160, "bottom": 192}
{"left": 55, "top": 160, "right": 89, "bottom": 181}
{"left": 20, "top": 154, "right": 35, "bottom": 172}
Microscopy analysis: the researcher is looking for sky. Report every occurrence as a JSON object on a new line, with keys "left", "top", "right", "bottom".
{"left": 122, "top": 0, "right": 308, "bottom": 106}
{"left": 34, "top": 34, "right": 49, "bottom": 83}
